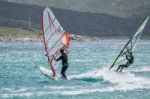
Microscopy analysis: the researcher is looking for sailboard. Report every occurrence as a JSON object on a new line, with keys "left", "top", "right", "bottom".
{"left": 40, "top": 7, "right": 70, "bottom": 80}
{"left": 109, "top": 16, "right": 149, "bottom": 70}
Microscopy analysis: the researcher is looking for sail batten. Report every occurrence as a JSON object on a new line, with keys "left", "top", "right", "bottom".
{"left": 48, "top": 34, "right": 65, "bottom": 54}
{"left": 109, "top": 16, "right": 149, "bottom": 70}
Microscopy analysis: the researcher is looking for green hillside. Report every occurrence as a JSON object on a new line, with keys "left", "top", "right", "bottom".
{"left": 4, "top": 0, "right": 150, "bottom": 17}
{"left": 0, "top": 27, "right": 41, "bottom": 41}
{"left": 0, "top": 1, "right": 149, "bottom": 38}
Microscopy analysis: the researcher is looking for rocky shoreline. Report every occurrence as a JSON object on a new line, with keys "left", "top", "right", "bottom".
{"left": 69, "top": 34, "right": 98, "bottom": 41}
{"left": 0, "top": 27, "right": 98, "bottom": 41}
{"left": 1, "top": 27, "right": 148, "bottom": 42}
{"left": 0, "top": 34, "right": 98, "bottom": 41}
{"left": 0, "top": 34, "right": 40, "bottom": 41}
{"left": 0, "top": 31, "right": 149, "bottom": 42}
{"left": 1, "top": 33, "right": 149, "bottom": 42}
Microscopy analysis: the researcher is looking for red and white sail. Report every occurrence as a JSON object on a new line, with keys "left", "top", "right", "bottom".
{"left": 42, "top": 7, "right": 70, "bottom": 75}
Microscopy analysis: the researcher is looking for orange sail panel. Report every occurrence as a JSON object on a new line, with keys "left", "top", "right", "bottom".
{"left": 42, "top": 7, "right": 70, "bottom": 75}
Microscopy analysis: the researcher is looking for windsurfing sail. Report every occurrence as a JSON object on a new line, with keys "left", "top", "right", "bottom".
{"left": 42, "top": 7, "right": 70, "bottom": 75}
{"left": 109, "top": 16, "right": 149, "bottom": 70}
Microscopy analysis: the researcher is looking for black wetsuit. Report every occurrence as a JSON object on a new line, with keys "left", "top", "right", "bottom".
{"left": 116, "top": 53, "right": 134, "bottom": 72}
{"left": 56, "top": 53, "right": 68, "bottom": 79}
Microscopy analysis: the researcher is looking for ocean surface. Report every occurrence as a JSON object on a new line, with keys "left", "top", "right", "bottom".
{"left": 0, "top": 39, "right": 150, "bottom": 99}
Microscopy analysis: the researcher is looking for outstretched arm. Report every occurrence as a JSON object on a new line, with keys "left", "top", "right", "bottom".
{"left": 53, "top": 55, "right": 62, "bottom": 61}
{"left": 126, "top": 55, "right": 130, "bottom": 60}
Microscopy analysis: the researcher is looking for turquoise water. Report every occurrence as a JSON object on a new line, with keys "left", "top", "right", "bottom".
{"left": 0, "top": 39, "right": 150, "bottom": 99}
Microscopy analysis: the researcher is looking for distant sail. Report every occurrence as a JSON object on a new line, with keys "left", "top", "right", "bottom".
{"left": 42, "top": 7, "right": 70, "bottom": 75}
{"left": 109, "top": 16, "right": 149, "bottom": 70}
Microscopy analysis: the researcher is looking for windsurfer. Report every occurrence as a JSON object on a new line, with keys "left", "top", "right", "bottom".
{"left": 116, "top": 50, "right": 134, "bottom": 72}
{"left": 54, "top": 49, "right": 69, "bottom": 79}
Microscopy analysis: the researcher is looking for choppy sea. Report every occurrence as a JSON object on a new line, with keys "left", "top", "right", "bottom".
{"left": 0, "top": 39, "right": 150, "bottom": 99}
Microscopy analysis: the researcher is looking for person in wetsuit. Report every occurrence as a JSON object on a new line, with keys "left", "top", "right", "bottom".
{"left": 116, "top": 51, "right": 134, "bottom": 72}
{"left": 55, "top": 49, "right": 69, "bottom": 79}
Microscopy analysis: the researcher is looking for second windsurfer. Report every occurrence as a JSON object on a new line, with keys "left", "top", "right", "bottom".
{"left": 116, "top": 51, "right": 134, "bottom": 72}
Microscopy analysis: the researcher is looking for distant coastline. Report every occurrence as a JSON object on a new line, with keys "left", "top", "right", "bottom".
{"left": 1, "top": 34, "right": 149, "bottom": 42}
{"left": 0, "top": 27, "right": 41, "bottom": 41}
{"left": 0, "top": 34, "right": 97, "bottom": 41}
{"left": 0, "top": 27, "right": 149, "bottom": 41}
{"left": 0, "top": 27, "right": 98, "bottom": 41}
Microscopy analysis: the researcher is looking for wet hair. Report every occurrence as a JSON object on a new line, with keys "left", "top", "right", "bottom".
{"left": 128, "top": 51, "right": 132, "bottom": 56}
{"left": 60, "top": 49, "right": 64, "bottom": 53}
